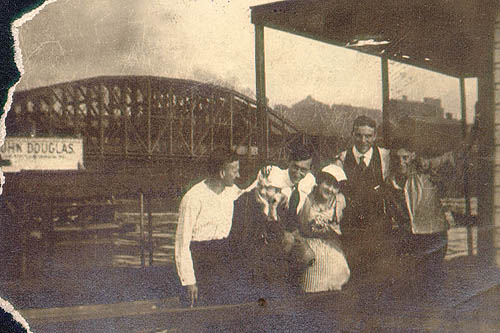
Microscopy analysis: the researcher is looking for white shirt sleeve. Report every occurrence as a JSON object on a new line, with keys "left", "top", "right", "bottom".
{"left": 297, "top": 173, "right": 316, "bottom": 213}
{"left": 174, "top": 193, "right": 201, "bottom": 286}
{"left": 299, "top": 173, "right": 316, "bottom": 194}
{"left": 244, "top": 172, "right": 261, "bottom": 193}
{"left": 243, "top": 165, "right": 281, "bottom": 193}
{"left": 231, "top": 184, "right": 244, "bottom": 200}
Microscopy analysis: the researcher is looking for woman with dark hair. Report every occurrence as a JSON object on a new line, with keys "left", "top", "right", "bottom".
{"left": 298, "top": 165, "right": 350, "bottom": 293}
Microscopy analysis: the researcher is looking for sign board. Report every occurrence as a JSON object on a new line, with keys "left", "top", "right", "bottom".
{"left": 0, "top": 137, "right": 84, "bottom": 172}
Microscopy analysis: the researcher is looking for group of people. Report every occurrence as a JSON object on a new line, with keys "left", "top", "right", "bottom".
{"left": 174, "top": 115, "right": 452, "bottom": 307}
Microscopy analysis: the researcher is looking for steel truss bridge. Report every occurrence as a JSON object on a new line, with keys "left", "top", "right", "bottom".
{"left": 7, "top": 76, "right": 313, "bottom": 180}
{"left": 2, "top": 76, "right": 324, "bottom": 279}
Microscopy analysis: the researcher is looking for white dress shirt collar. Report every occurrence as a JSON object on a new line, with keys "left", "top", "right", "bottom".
{"left": 352, "top": 146, "right": 374, "bottom": 165}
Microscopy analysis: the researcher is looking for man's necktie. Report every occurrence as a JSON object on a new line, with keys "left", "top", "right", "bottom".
{"left": 288, "top": 186, "right": 300, "bottom": 230}
{"left": 289, "top": 186, "right": 300, "bottom": 216}
{"left": 359, "top": 155, "right": 367, "bottom": 170}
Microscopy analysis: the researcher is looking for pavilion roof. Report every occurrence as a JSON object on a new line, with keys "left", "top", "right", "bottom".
{"left": 251, "top": 0, "right": 494, "bottom": 78}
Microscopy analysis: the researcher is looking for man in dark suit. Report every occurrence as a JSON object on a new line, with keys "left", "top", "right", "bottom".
{"left": 333, "top": 116, "right": 393, "bottom": 285}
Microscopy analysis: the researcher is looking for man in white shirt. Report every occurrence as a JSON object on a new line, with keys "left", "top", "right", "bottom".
{"left": 252, "top": 142, "right": 316, "bottom": 228}
{"left": 174, "top": 148, "right": 241, "bottom": 306}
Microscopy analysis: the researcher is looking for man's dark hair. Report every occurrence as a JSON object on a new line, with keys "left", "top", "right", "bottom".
{"left": 289, "top": 142, "right": 313, "bottom": 162}
{"left": 207, "top": 146, "right": 238, "bottom": 178}
{"left": 352, "top": 115, "right": 377, "bottom": 132}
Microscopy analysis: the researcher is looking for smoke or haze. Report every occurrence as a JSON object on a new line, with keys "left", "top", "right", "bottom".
{"left": 17, "top": 0, "right": 477, "bottom": 121}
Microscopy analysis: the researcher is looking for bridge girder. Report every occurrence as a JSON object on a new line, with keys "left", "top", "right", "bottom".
{"left": 8, "top": 76, "right": 304, "bottom": 170}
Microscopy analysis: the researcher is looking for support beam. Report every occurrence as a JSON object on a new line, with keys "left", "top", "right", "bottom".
{"left": 229, "top": 95, "right": 234, "bottom": 149}
{"left": 147, "top": 79, "right": 152, "bottom": 155}
{"left": 98, "top": 85, "right": 106, "bottom": 158}
{"left": 190, "top": 94, "right": 195, "bottom": 156}
{"left": 147, "top": 193, "right": 153, "bottom": 266}
{"left": 123, "top": 89, "right": 129, "bottom": 159}
{"left": 477, "top": 12, "right": 496, "bottom": 265}
{"left": 168, "top": 90, "right": 173, "bottom": 155}
{"left": 255, "top": 24, "right": 268, "bottom": 159}
{"left": 381, "top": 57, "right": 390, "bottom": 146}
{"left": 460, "top": 77, "right": 473, "bottom": 256}
{"left": 139, "top": 192, "right": 145, "bottom": 268}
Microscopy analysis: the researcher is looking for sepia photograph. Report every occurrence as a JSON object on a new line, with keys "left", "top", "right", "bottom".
{"left": 0, "top": 0, "right": 499, "bottom": 331}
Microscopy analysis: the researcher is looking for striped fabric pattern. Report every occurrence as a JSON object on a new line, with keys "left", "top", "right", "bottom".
{"left": 301, "top": 238, "right": 350, "bottom": 293}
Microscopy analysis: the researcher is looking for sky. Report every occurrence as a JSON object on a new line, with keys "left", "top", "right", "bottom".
{"left": 17, "top": 0, "right": 477, "bottom": 122}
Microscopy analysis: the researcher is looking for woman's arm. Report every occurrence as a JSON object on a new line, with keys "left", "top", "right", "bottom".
{"left": 298, "top": 196, "right": 316, "bottom": 238}
{"left": 298, "top": 196, "right": 335, "bottom": 238}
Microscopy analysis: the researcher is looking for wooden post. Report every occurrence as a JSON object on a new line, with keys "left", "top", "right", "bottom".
{"left": 381, "top": 57, "right": 390, "bottom": 146}
{"left": 210, "top": 94, "right": 215, "bottom": 151}
{"left": 139, "top": 192, "right": 145, "bottom": 268}
{"left": 460, "top": 77, "right": 473, "bottom": 256}
{"left": 229, "top": 95, "right": 234, "bottom": 150}
{"left": 124, "top": 87, "right": 129, "bottom": 158}
{"left": 169, "top": 89, "right": 174, "bottom": 155}
{"left": 248, "top": 104, "right": 252, "bottom": 157}
{"left": 147, "top": 192, "right": 154, "bottom": 266}
{"left": 147, "top": 78, "right": 152, "bottom": 155}
{"left": 20, "top": 201, "right": 27, "bottom": 279}
{"left": 266, "top": 109, "right": 269, "bottom": 160}
{"left": 255, "top": 24, "right": 267, "bottom": 159}
{"left": 48, "top": 200, "right": 55, "bottom": 270}
{"left": 190, "top": 94, "right": 195, "bottom": 156}
{"left": 477, "top": 12, "right": 496, "bottom": 265}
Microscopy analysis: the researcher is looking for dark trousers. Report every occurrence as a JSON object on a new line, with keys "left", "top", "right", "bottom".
{"left": 189, "top": 239, "right": 235, "bottom": 305}
{"left": 341, "top": 220, "right": 402, "bottom": 296}
{"left": 398, "top": 231, "right": 448, "bottom": 290}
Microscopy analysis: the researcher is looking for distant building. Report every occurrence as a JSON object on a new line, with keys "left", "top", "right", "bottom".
{"left": 387, "top": 96, "right": 464, "bottom": 156}
{"left": 388, "top": 96, "right": 445, "bottom": 122}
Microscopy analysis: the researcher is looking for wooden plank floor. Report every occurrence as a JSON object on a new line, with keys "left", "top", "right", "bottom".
{"left": 18, "top": 256, "right": 500, "bottom": 332}
{"left": 10, "top": 210, "right": 488, "bottom": 331}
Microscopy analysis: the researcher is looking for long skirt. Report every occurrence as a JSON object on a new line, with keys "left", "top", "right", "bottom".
{"left": 301, "top": 237, "right": 350, "bottom": 293}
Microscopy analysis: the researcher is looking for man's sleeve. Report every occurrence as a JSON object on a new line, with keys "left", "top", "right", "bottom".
{"left": 425, "top": 151, "right": 455, "bottom": 170}
{"left": 335, "top": 193, "right": 347, "bottom": 223}
{"left": 174, "top": 194, "right": 200, "bottom": 286}
{"left": 299, "top": 173, "right": 316, "bottom": 194}
{"left": 297, "top": 173, "right": 316, "bottom": 213}
{"left": 298, "top": 195, "right": 313, "bottom": 237}
{"left": 243, "top": 165, "right": 269, "bottom": 193}
{"left": 333, "top": 151, "right": 347, "bottom": 169}
{"left": 379, "top": 147, "right": 391, "bottom": 180}
{"left": 244, "top": 165, "right": 283, "bottom": 193}
{"left": 244, "top": 174, "right": 260, "bottom": 193}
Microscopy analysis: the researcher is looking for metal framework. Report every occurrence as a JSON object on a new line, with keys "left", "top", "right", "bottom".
{"left": 8, "top": 76, "right": 304, "bottom": 169}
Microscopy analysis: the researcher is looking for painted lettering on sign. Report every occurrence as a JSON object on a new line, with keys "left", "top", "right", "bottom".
{"left": 0, "top": 137, "right": 84, "bottom": 172}
{"left": 25, "top": 142, "right": 75, "bottom": 154}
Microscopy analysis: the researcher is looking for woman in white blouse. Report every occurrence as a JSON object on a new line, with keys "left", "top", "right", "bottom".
{"left": 298, "top": 165, "right": 351, "bottom": 293}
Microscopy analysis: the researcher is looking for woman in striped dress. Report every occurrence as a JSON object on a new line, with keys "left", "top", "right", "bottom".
{"left": 299, "top": 165, "right": 350, "bottom": 293}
